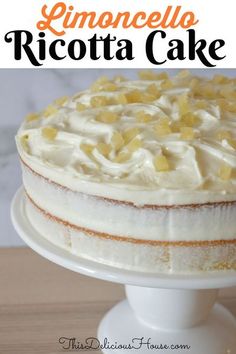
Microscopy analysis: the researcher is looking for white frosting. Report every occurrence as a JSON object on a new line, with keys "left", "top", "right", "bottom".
{"left": 16, "top": 72, "right": 236, "bottom": 205}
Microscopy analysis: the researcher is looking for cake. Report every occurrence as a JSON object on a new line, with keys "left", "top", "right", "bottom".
{"left": 16, "top": 71, "right": 236, "bottom": 273}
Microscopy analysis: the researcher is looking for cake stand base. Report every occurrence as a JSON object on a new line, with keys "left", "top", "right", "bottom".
{"left": 98, "top": 300, "right": 236, "bottom": 354}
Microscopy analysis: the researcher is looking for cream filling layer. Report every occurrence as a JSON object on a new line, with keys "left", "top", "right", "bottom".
{"left": 22, "top": 164, "right": 236, "bottom": 242}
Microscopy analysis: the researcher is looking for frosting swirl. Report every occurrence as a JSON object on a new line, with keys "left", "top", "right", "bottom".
{"left": 16, "top": 71, "right": 236, "bottom": 205}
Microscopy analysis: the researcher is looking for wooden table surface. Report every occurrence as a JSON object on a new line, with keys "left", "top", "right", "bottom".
{"left": 0, "top": 248, "right": 235, "bottom": 354}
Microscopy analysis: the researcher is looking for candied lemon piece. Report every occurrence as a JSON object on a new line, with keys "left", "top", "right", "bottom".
{"left": 180, "top": 127, "right": 195, "bottom": 140}
{"left": 21, "top": 135, "right": 29, "bottom": 152}
{"left": 212, "top": 75, "right": 229, "bottom": 85}
{"left": 96, "top": 143, "right": 111, "bottom": 157}
{"left": 161, "top": 79, "right": 173, "bottom": 90}
{"left": 43, "top": 104, "right": 58, "bottom": 117}
{"left": 126, "top": 90, "right": 143, "bottom": 103}
{"left": 195, "top": 100, "right": 207, "bottom": 109}
{"left": 178, "top": 95, "right": 190, "bottom": 115}
{"left": 80, "top": 143, "right": 94, "bottom": 155}
{"left": 115, "top": 93, "right": 128, "bottom": 105}
{"left": 180, "top": 112, "right": 200, "bottom": 127}
{"left": 176, "top": 70, "right": 190, "bottom": 79}
{"left": 201, "top": 84, "right": 217, "bottom": 99}
{"left": 25, "top": 113, "right": 39, "bottom": 122}
{"left": 103, "top": 83, "right": 117, "bottom": 92}
{"left": 141, "top": 93, "right": 156, "bottom": 103}
{"left": 113, "top": 75, "right": 126, "bottom": 83}
{"left": 155, "top": 118, "right": 172, "bottom": 137}
{"left": 218, "top": 164, "right": 232, "bottom": 180}
{"left": 96, "top": 111, "right": 119, "bottom": 123}
{"left": 216, "top": 99, "right": 228, "bottom": 111}
{"left": 135, "top": 111, "right": 153, "bottom": 123}
{"left": 123, "top": 128, "right": 140, "bottom": 143}
{"left": 91, "top": 76, "right": 109, "bottom": 92}
{"left": 146, "top": 84, "right": 161, "bottom": 98}
{"left": 153, "top": 155, "right": 170, "bottom": 172}
{"left": 54, "top": 96, "right": 68, "bottom": 106}
{"left": 113, "top": 151, "right": 131, "bottom": 163}
{"left": 228, "top": 139, "right": 236, "bottom": 149}
{"left": 76, "top": 103, "right": 87, "bottom": 112}
{"left": 216, "top": 130, "right": 232, "bottom": 141}
{"left": 42, "top": 126, "right": 58, "bottom": 140}
{"left": 155, "top": 125, "right": 171, "bottom": 137}
{"left": 138, "top": 70, "right": 156, "bottom": 80}
{"left": 226, "top": 103, "right": 236, "bottom": 113}
{"left": 155, "top": 72, "right": 169, "bottom": 80}
{"left": 126, "top": 138, "right": 142, "bottom": 152}
{"left": 111, "top": 131, "right": 124, "bottom": 151}
{"left": 90, "top": 96, "right": 109, "bottom": 108}
{"left": 220, "top": 87, "right": 236, "bottom": 100}
{"left": 171, "top": 120, "right": 185, "bottom": 133}
{"left": 190, "top": 78, "right": 200, "bottom": 93}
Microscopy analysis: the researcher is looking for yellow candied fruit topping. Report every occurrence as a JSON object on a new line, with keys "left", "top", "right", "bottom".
{"left": 135, "top": 111, "right": 153, "bottom": 123}
{"left": 103, "top": 83, "right": 118, "bottom": 92}
{"left": 218, "top": 164, "right": 232, "bottom": 180}
{"left": 25, "top": 113, "right": 39, "bottom": 123}
{"left": 194, "top": 100, "right": 207, "bottom": 109}
{"left": 180, "top": 127, "right": 195, "bottom": 140}
{"left": 217, "top": 99, "right": 236, "bottom": 113}
{"left": 138, "top": 70, "right": 157, "bottom": 80}
{"left": 43, "top": 104, "right": 58, "bottom": 118}
{"left": 115, "top": 93, "right": 128, "bottom": 105}
{"left": 113, "top": 75, "right": 126, "bottom": 83}
{"left": 178, "top": 94, "right": 190, "bottom": 116}
{"left": 171, "top": 120, "right": 185, "bottom": 133}
{"left": 126, "top": 138, "right": 142, "bottom": 152}
{"left": 220, "top": 87, "right": 236, "bottom": 100}
{"left": 180, "top": 112, "right": 200, "bottom": 127}
{"left": 111, "top": 131, "right": 124, "bottom": 151}
{"left": 155, "top": 118, "right": 172, "bottom": 137}
{"left": 113, "top": 151, "right": 131, "bottom": 163}
{"left": 96, "top": 111, "right": 119, "bottom": 123}
{"left": 80, "top": 143, "right": 94, "bottom": 155}
{"left": 137, "top": 70, "right": 169, "bottom": 81}
{"left": 211, "top": 75, "right": 229, "bottom": 85}
{"left": 141, "top": 93, "right": 156, "bottom": 103}
{"left": 161, "top": 79, "right": 173, "bottom": 90}
{"left": 201, "top": 84, "right": 217, "bottom": 99}
{"left": 41, "top": 126, "right": 58, "bottom": 140}
{"left": 96, "top": 143, "right": 111, "bottom": 157}
{"left": 190, "top": 78, "right": 200, "bottom": 92}
{"left": 91, "top": 76, "right": 109, "bottom": 92}
{"left": 123, "top": 127, "right": 140, "bottom": 143}
{"left": 153, "top": 155, "right": 170, "bottom": 172}
{"left": 228, "top": 139, "right": 236, "bottom": 149}
{"left": 216, "top": 130, "right": 232, "bottom": 141}
{"left": 176, "top": 70, "right": 190, "bottom": 79}
{"left": 226, "top": 102, "right": 236, "bottom": 113}
{"left": 126, "top": 90, "right": 143, "bottom": 103}
{"left": 76, "top": 103, "right": 87, "bottom": 112}
{"left": 90, "top": 96, "right": 109, "bottom": 108}
{"left": 21, "top": 135, "right": 29, "bottom": 152}
{"left": 146, "top": 84, "right": 161, "bottom": 98}
{"left": 54, "top": 96, "right": 68, "bottom": 106}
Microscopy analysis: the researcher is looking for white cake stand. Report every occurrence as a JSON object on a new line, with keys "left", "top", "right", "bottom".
{"left": 11, "top": 188, "right": 236, "bottom": 354}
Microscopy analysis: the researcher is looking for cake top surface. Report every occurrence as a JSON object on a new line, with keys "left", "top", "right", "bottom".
{"left": 16, "top": 70, "right": 236, "bottom": 205}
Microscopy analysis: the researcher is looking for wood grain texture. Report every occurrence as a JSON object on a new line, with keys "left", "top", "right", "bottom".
{"left": 0, "top": 248, "right": 235, "bottom": 354}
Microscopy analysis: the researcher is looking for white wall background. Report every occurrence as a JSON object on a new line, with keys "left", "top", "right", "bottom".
{"left": 0, "top": 68, "right": 236, "bottom": 247}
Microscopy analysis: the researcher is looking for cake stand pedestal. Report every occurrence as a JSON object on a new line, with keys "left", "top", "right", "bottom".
{"left": 11, "top": 188, "right": 236, "bottom": 354}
